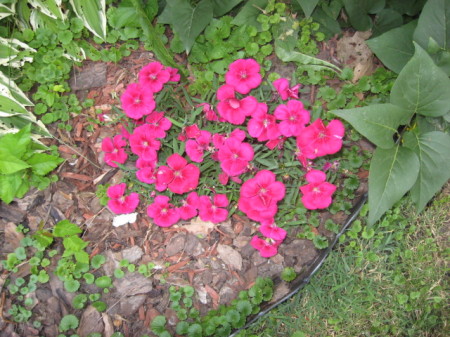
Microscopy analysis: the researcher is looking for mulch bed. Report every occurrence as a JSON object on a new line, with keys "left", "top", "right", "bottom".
{"left": 0, "top": 43, "right": 369, "bottom": 337}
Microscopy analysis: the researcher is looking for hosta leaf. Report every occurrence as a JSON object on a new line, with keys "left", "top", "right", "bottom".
{"left": 331, "top": 104, "right": 412, "bottom": 149}
{"left": 368, "top": 145, "right": 420, "bottom": 225}
{"left": 0, "top": 4, "right": 14, "bottom": 21}
{"left": 367, "top": 20, "right": 417, "bottom": 73}
{"left": 69, "top": 0, "right": 106, "bottom": 41}
{"left": 29, "top": 0, "right": 65, "bottom": 20}
{"left": 413, "top": 0, "right": 450, "bottom": 51}
{"left": 390, "top": 43, "right": 450, "bottom": 117}
{"left": 403, "top": 130, "right": 450, "bottom": 212}
{"left": 166, "top": 0, "right": 213, "bottom": 54}
{"left": 26, "top": 153, "right": 63, "bottom": 176}
{"left": 295, "top": 0, "right": 320, "bottom": 18}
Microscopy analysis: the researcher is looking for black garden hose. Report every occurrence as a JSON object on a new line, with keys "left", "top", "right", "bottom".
{"left": 229, "top": 192, "right": 368, "bottom": 336}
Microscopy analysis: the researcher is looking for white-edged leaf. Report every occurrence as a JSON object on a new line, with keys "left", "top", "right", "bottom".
{"left": 0, "top": 37, "right": 36, "bottom": 68}
{"left": 0, "top": 4, "right": 14, "bottom": 21}
{"left": 69, "top": 0, "right": 106, "bottom": 41}
{"left": 404, "top": 130, "right": 450, "bottom": 212}
{"left": 368, "top": 145, "right": 420, "bottom": 225}
{"left": 28, "top": 0, "right": 65, "bottom": 20}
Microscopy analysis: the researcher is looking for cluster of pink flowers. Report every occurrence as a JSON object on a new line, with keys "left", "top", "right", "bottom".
{"left": 101, "top": 58, "right": 345, "bottom": 258}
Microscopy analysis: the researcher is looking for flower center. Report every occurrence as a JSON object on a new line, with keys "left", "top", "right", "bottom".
{"left": 232, "top": 153, "right": 239, "bottom": 160}
{"left": 318, "top": 132, "right": 326, "bottom": 139}
{"left": 289, "top": 115, "right": 296, "bottom": 121}
{"left": 260, "top": 188, "right": 267, "bottom": 194}
{"left": 173, "top": 170, "right": 181, "bottom": 177}
{"left": 312, "top": 187, "right": 321, "bottom": 193}
{"left": 150, "top": 74, "right": 157, "bottom": 80}
{"left": 143, "top": 141, "right": 149, "bottom": 147}
{"left": 161, "top": 208, "right": 168, "bottom": 214}
{"left": 134, "top": 98, "right": 141, "bottom": 104}
{"left": 240, "top": 71, "right": 247, "bottom": 79}
{"left": 263, "top": 119, "right": 269, "bottom": 127}
{"left": 228, "top": 98, "right": 241, "bottom": 109}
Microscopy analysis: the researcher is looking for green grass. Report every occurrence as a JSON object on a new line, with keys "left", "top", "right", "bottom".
{"left": 244, "top": 187, "right": 449, "bottom": 337}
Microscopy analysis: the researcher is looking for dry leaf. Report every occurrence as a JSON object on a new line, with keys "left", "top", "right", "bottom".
{"left": 183, "top": 216, "right": 215, "bottom": 237}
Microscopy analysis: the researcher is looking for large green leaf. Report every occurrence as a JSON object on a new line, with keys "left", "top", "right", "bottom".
{"left": 165, "top": 0, "right": 213, "bottom": 54}
{"left": 69, "top": 0, "right": 106, "bottom": 41}
{"left": 342, "top": 0, "right": 385, "bottom": 31}
{"left": 390, "top": 43, "right": 450, "bottom": 117}
{"left": 167, "top": 0, "right": 213, "bottom": 54}
{"left": 27, "top": 153, "right": 63, "bottom": 176}
{"left": 413, "top": 0, "right": 450, "bottom": 51}
{"left": 232, "top": 0, "right": 268, "bottom": 30}
{"left": 403, "top": 130, "right": 450, "bottom": 212}
{"left": 331, "top": 104, "right": 412, "bottom": 149}
{"left": 295, "top": 0, "right": 320, "bottom": 17}
{"left": 0, "top": 172, "right": 24, "bottom": 204}
{"left": 368, "top": 145, "right": 420, "bottom": 225}
{"left": 366, "top": 20, "right": 417, "bottom": 73}
{"left": 211, "top": 0, "right": 243, "bottom": 17}
{"left": 0, "top": 149, "right": 30, "bottom": 174}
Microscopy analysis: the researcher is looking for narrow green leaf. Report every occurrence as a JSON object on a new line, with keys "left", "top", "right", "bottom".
{"left": 403, "top": 130, "right": 450, "bottom": 212}
{"left": 295, "top": 0, "right": 320, "bottom": 18}
{"left": 167, "top": 0, "right": 213, "bottom": 54}
{"left": 29, "top": 0, "right": 65, "bottom": 20}
{"left": 366, "top": 20, "right": 417, "bottom": 73}
{"left": 413, "top": 0, "right": 450, "bottom": 51}
{"left": 368, "top": 145, "right": 420, "bottom": 225}
{"left": 390, "top": 42, "right": 450, "bottom": 117}
{"left": 69, "top": 0, "right": 107, "bottom": 41}
{"left": 0, "top": 4, "right": 14, "bottom": 20}
{"left": 331, "top": 104, "right": 412, "bottom": 149}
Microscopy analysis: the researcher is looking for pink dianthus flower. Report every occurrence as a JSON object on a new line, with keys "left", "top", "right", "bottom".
{"left": 273, "top": 78, "right": 300, "bottom": 100}
{"left": 177, "top": 192, "right": 199, "bottom": 220}
{"left": 225, "top": 58, "right": 262, "bottom": 94}
{"left": 155, "top": 153, "right": 200, "bottom": 194}
{"left": 129, "top": 124, "right": 161, "bottom": 161}
{"left": 250, "top": 236, "right": 281, "bottom": 258}
{"left": 144, "top": 111, "right": 172, "bottom": 138}
{"left": 259, "top": 222, "right": 287, "bottom": 241}
{"left": 198, "top": 194, "right": 229, "bottom": 223}
{"left": 120, "top": 83, "right": 155, "bottom": 120}
{"left": 102, "top": 135, "right": 128, "bottom": 167}
{"left": 138, "top": 62, "right": 170, "bottom": 93}
{"left": 296, "top": 119, "right": 345, "bottom": 159}
{"left": 147, "top": 195, "right": 179, "bottom": 227}
{"left": 217, "top": 137, "right": 254, "bottom": 177}
{"left": 107, "top": 183, "right": 140, "bottom": 214}
{"left": 300, "top": 170, "right": 336, "bottom": 210}
{"left": 274, "top": 100, "right": 310, "bottom": 137}
{"left": 185, "top": 130, "right": 212, "bottom": 163}
{"left": 216, "top": 84, "right": 257, "bottom": 125}
{"left": 166, "top": 67, "right": 181, "bottom": 82}
{"left": 247, "top": 106, "right": 281, "bottom": 142}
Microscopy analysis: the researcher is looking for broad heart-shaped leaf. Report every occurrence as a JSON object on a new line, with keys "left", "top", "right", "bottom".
{"left": 69, "top": 0, "right": 106, "bottom": 41}
{"left": 0, "top": 172, "right": 23, "bottom": 204}
{"left": 342, "top": 0, "right": 385, "bottom": 31}
{"left": 167, "top": 0, "right": 213, "bottom": 54}
{"left": 368, "top": 145, "right": 420, "bottom": 225}
{"left": 26, "top": 152, "right": 63, "bottom": 176}
{"left": 403, "top": 130, "right": 450, "bottom": 212}
{"left": 414, "top": 0, "right": 450, "bottom": 51}
{"left": 295, "top": 0, "right": 320, "bottom": 17}
{"left": 211, "top": 0, "right": 243, "bottom": 17}
{"left": 331, "top": 103, "right": 412, "bottom": 149}
{"left": 367, "top": 20, "right": 417, "bottom": 73}
{"left": 391, "top": 43, "right": 450, "bottom": 117}
{"left": 63, "top": 235, "right": 88, "bottom": 253}
{"left": 232, "top": 0, "right": 268, "bottom": 30}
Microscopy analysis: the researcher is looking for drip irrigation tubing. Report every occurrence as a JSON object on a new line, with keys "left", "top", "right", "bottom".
{"left": 229, "top": 192, "right": 368, "bottom": 337}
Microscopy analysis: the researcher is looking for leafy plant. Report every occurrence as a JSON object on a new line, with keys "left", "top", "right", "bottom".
{"left": 332, "top": 42, "right": 450, "bottom": 224}
{"left": 281, "top": 267, "right": 297, "bottom": 282}
{"left": 0, "top": 124, "right": 62, "bottom": 203}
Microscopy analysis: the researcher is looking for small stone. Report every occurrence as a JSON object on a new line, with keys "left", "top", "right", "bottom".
{"left": 217, "top": 244, "right": 242, "bottom": 271}
{"left": 233, "top": 235, "right": 250, "bottom": 248}
{"left": 219, "top": 286, "right": 237, "bottom": 305}
{"left": 113, "top": 273, "right": 153, "bottom": 295}
{"left": 184, "top": 234, "right": 204, "bottom": 256}
{"left": 52, "top": 190, "right": 74, "bottom": 210}
{"left": 77, "top": 305, "right": 104, "bottom": 337}
{"left": 118, "top": 294, "right": 146, "bottom": 317}
{"left": 165, "top": 233, "right": 186, "bottom": 256}
{"left": 270, "top": 253, "right": 284, "bottom": 265}
{"left": 122, "top": 246, "right": 144, "bottom": 264}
